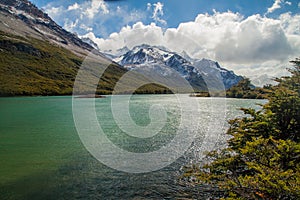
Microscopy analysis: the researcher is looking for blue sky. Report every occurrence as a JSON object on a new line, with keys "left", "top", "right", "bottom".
{"left": 30, "top": 0, "right": 300, "bottom": 85}
{"left": 31, "top": 0, "right": 299, "bottom": 37}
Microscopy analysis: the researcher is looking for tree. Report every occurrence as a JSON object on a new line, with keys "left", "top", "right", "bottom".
{"left": 226, "top": 78, "right": 266, "bottom": 99}
{"left": 184, "top": 59, "right": 300, "bottom": 199}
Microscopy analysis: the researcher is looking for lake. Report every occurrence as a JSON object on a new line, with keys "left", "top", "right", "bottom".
{"left": 0, "top": 95, "right": 266, "bottom": 199}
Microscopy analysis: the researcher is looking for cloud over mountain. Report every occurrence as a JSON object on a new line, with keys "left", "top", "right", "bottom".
{"left": 41, "top": 0, "right": 300, "bottom": 83}
{"left": 83, "top": 11, "right": 299, "bottom": 80}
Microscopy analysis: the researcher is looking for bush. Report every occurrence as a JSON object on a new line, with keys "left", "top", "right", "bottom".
{"left": 184, "top": 59, "right": 300, "bottom": 199}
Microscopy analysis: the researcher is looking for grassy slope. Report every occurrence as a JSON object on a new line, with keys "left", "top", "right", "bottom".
{"left": 0, "top": 31, "right": 170, "bottom": 96}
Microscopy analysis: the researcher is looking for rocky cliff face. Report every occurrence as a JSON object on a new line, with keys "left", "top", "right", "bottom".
{"left": 0, "top": 0, "right": 94, "bottom": 56}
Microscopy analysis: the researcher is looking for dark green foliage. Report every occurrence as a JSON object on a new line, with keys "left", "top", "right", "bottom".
{"left": 0, "top": 31, "right": 79, "bottom": 96}
{"left": 133, "top": 84, "right": 173, "bottom": 94}
{"left": 226, "top": 78, "right": 269, "bottom": 99}
{"left": 184, "top": 59, "right": 300, "bottom": 199}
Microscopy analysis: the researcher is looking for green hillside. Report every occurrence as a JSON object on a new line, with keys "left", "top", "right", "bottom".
{"left": 0, "top": 31, "right": 169, "bottom": 96}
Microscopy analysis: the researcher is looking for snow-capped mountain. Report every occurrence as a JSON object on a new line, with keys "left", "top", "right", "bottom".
{"left": 102, "top": 46, "right": 130, "bottom": 60}
{"left": 80, "top": 36, "right": 99, "bottom": 50}
{"left": 113, "top": 44, "right": 243, "bottom": 91}
{"left": 191, "top": 58, "right": 244, "bottom": 90}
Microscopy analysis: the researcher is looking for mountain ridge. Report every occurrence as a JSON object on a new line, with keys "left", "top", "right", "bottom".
{"left": 0, "top": 0, "right": 171, "bottom": 96}
{"left": 0, "top": 0, "right": 94, "bottom": 55}
{"left": 111, "top": 44, "right": 244, "bottom": 91}
{"left": 0, "top": 0, "right": 244, "bottom": 96}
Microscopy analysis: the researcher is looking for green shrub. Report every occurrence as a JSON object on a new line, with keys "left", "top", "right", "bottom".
{"left": 184, "top": 59, "right": 300, "bottom": 199}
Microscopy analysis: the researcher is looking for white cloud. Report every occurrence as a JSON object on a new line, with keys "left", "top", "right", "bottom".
{"left": 68, "top": 3, "right": 79, "bottom": 11}
{"left": 267, "top": 0, "right": 284, "bottom": 14}
{"left": 115, "top": 8, "right": 146, "bottom": 26}
{"left": 151, "top": 2, "right": 167, "bottom": 25}
{"left": 90, "top": 11, "right": 300, "bottom": 81}
{"left": 279, "top": 13, "right": 300, "bottom": 34}
{"left": 214, "top": 14, "right": 293, "bottom": 63}
{"left": 81, "top": 32, "right": 104, "bottom": 45}
{"left": 266, "top": 0, "right": 292, "bottom": 14}
{"left": 298, "top": 2, "right": 300, "bottom": 8}
{"left": 64, "top": 18, "right": 79, "bottom": 32}
{"left": 79, "top": 24, "right": 93, "bottom": 32}
{"left": 85, "top": 0, "right": 109, "bottom": 18}
{"left": 44, "top": 1, "right": 145, "bottom": 37}
{"left": 44, "top": 6, "right": 63, "bottom": 16}
{"left": 147, "top": 3, "right": 151, "bottom": 11}
{"left": 285, "top": 1, "right": 292, "bottom": 6}
{"left": 89, "top": 22, "right": 164, "bottom": 51}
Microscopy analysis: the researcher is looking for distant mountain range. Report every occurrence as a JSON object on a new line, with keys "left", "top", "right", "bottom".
{"left": 106, "top": 44, "right": 243, "bottom": 90}
{"left": 0, "top": 0, "right": 244, "bottom": 96}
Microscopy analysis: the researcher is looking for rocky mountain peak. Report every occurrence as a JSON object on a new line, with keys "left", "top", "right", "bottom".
{"left": 112, "top": 44, "right": 243, "bottom": 90}
{"left": 0, "top": 0, "right": 94, "bottom": 53}
{"left": 0, "top": 0, "right": 50, "bottom": 22}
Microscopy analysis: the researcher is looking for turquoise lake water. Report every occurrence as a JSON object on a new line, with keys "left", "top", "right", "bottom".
{"left": 0, "top": 95, "right": 266, "bottom": 199}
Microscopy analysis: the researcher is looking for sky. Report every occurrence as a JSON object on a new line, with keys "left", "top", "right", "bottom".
{"left": 30, "top": 0, "right": 300, "bottom": 85}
